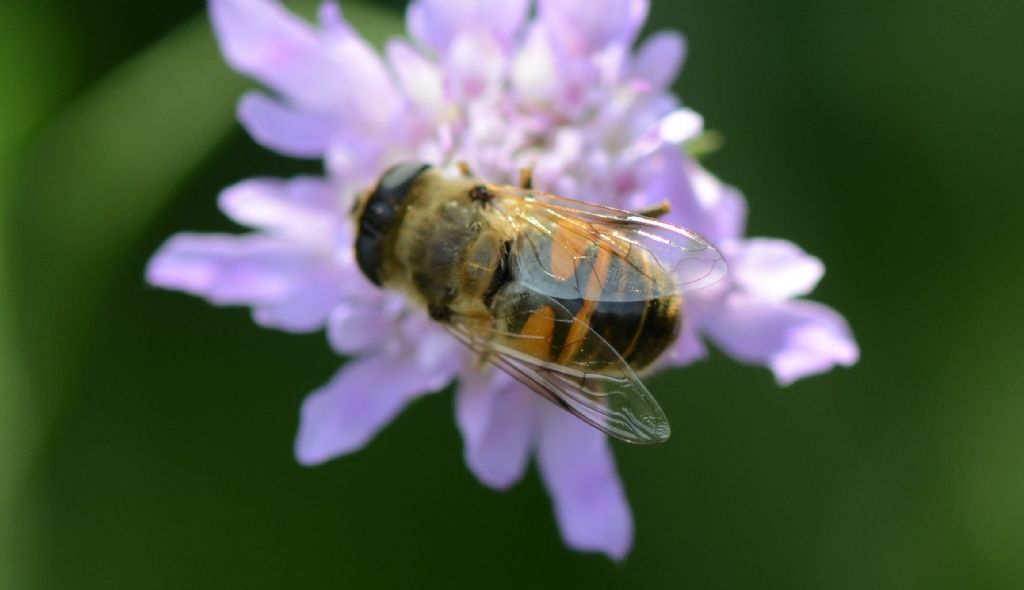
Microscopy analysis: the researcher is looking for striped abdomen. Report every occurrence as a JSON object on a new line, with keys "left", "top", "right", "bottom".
{"left": 489, "top": 228, "right": 681, "bottom": 373}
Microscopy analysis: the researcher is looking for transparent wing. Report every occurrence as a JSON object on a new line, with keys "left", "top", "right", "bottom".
{"left": 484, "top": 186, "right": 726, "bottom": 302}
{"left": 445, "top": 290, "right": 671, "bottom": 444}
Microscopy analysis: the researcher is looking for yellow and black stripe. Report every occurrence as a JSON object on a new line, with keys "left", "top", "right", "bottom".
{"left": 493, "top": 226, "right": 681, "bottom": 373}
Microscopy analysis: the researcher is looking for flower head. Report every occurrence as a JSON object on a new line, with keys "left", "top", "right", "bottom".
{"left": 148, "top": 0, "right": 858, "bottom": 560}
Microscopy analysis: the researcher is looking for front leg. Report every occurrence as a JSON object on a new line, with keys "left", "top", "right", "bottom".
{"left": 518, "top": 166, "right": 534, "bottom": 190}
{"left": 634, "top": 200, "right": 671, "bottom": 219}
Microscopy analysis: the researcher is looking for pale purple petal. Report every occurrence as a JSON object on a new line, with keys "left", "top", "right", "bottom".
{"left": 396, "top": 312, "right": 465, "bottom": 376}
{"left": 702, "top": 294, "right": 859, "bottom": 386}
{"left": 250, "top": 271, "right": 347, "bottom": 331}
{"left": 513, "top": 24, "right": 597, "bottom": 116}
{"left": 624, "top": 0, "right": 650, "bottom": 46}
{"left": 325, "top": 142, "right": 389, "bottom": 191}
{"left": 658, "top": 108, "right": 703, "bottom": 144}
{"left": 316, "top": 1, "right": 350, "bottom": 35}
{"left": 685, "top": 158, "right": 748, "bottom": 244}
{"left": 147, "top": 234, "right": 292, "bottom": 302}
{"left": 510, "top": 24, "right": 567, "bottom": 110}
{"left": 455, "top": 371, "right": 534, "bottom": 490}
{"left": 632, "top": 31, "right": 686, "bottom": 89}
{"left": 666, "top": 307, "right": 708, "bottom": 366}
{"left": 326, "top": 297, "right": 404, "bottom": 356}
{"left": 212, "top": 0, "right": 404, "bottom": 145}
{"left": 405, "top": 2, "right": 444, "bottom": 53}
{"left": 625, "top": 110, "right": 703, "bottom": 162}
{"left": 209, "top": 0, "right": 347, "bottom": 110}
{"left": 217, "top": 176, "right": 340, "bottom": 240}
{"left": 639, "top": 147, "right": 705, "bottom": 233}
{"left": 531, "top": 128, "right": 587, "bottom": 196}
{"left": 539, "top": 0, "right": 636, "bottom": 54}
{"left": 237, "top": 92, "right": 338, "bottom": 158}
{"left": 295, "top": 352, "right": 452, "bottom": 465}
{"left": 536, "top": 404, "right": 633, "bottom": 560}
{"left": 316, "top": 18, "right": 404, "bottom": 135}
{"left": 407, "top": 0, "right": 529, "bottom": 53}
{"left": 387, "top": 40, "right": 446, "bottom": 119}
{"left": 728, "top": 238, "right": 825, "bottom": 301}
{"left": 146, "top": 233, "right": 342, "bottom": 332}
{"left": 444, "top": 31, "right": 506, "bottom": 101}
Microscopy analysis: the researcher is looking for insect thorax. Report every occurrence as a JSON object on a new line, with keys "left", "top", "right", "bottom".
{"left": 383, "top": 172, "right": 506, "bottom": 320}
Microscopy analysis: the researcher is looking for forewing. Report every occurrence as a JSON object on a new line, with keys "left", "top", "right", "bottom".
{"left": 486, "top": 187, "right": 726, "bottom": 302}
{"left": 445, "top": 292, "right": 671, "bottom": 444}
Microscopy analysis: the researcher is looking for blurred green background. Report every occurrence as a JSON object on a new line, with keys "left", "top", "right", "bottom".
{"left": 2, "top": 0, "right": 1022, "bottom": 588}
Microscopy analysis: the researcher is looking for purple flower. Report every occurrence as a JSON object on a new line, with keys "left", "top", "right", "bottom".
{"left": 147, "top": 0, "right": 858, "bottom": 560}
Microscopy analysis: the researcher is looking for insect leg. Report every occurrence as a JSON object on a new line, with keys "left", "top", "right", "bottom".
{"left": 634, "top": 200, "right": 671, "bottom": 219}
{"left": 474, "top": 350, "right": 493, "bottom": 369}
{"left": 457, "top": 161, "right": 475, "bottom": 178}
{"left": 518, "top": 167, "right": 534, "bottom": 190}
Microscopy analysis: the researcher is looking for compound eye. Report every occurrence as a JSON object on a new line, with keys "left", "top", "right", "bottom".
{"left": 378, "top": 161, "right": 431, "bottom": 197}
{"left": 358, "top": 161, "right": 430, "bottom": 236}
{"left": 362, "top": 199, "right": 395, "bottom": 234}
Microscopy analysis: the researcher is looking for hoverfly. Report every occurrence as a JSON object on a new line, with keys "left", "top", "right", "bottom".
{"left": 352, "top": 162, "right": 726, "bottom": 444}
